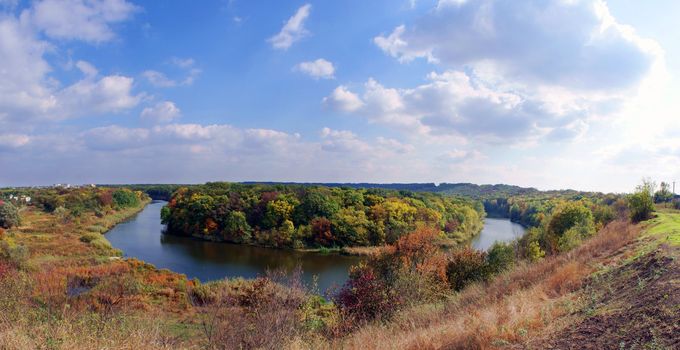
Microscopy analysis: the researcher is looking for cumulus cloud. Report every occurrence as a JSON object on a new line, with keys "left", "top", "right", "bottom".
{"left": 322, "top": 86, "right": 363, "bottom": 112}
{"left": 58, "top": 73, "right": 141, "bottom": 115}
{"left": 140, "top": 101, "right": 181, "bottom": 124}
{"left": 374, "top": 0, "right": 659, "bottom": 91}
{"left": 0, "top": 17, "right": 55, "bottom": 126}
{"left": 26, "top": 0, "right": 139, "bottom": 43}
{"left": 268, "top": 4, "right": 311, "bottom": 50}
{"left": 295, "top": 58, "right": 335, "bottom": 79}
{"left": 327, "top": 0, "right": 662, "bottom": 145}
{"left": 320, "top": 127, "right": 370, "bottom": 153}
{"left": 325, "top": 71, "right": 578, "bottom": 144}
{"left": 0, "top": 2, "right": 140, "bottom": 129}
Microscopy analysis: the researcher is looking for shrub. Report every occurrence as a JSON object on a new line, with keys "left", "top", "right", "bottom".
{"left": 446, "top": 247, "right": 488, "bottom": 291}
{"left": 674, "top": 200, "right": 680, "bottom": 210}
{"left": 627, "top": 181, "right": 655, "bottom": 222}
{"left": 90, "top": 238, "right": 113, "bottom": 251}
{"left": 0, "top": 202, "right": 20, "bottom": 229}
{"left": 0, "top": 228, "right": 5, "bottom": 240}
{"left": 393, "top": 227, "right": 440, "bottom": 270}
{"left": 527, "top": 241, "right": 545, "bottom": 262}
{"left": 53, "top": 206, "right": 69, "bottom": 223}
{"left": 547, "top": 202, "right": 593, "bottom": 237}
{"left": 80, "top": 232, "right": 101, "bottom": 243}
{"left": 0, "top": 240, "right": 29, "bottom": 269}
{"left": 486, "top": 242, "right": 515, "bottom": 274}
{"left": 335, "top": 263, "right": 399, "bottom": 323}
{"left": 557, "top": 228, "right": 582, "bottom": 252}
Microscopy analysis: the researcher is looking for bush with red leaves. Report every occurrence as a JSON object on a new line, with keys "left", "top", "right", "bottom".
{"left": 334, "top": 263, "right": 400, "bottom": 323}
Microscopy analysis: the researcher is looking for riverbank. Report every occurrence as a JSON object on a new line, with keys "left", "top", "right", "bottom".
{"left": 332, "top": 211, "right": 679, "bottom": 349}
{"left": 0, "top": 198, "right": 201, "bottom": 348}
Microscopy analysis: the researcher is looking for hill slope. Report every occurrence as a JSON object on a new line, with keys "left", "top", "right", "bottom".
{"left": 334, "top": 210, "right": 679, "bottom": 349}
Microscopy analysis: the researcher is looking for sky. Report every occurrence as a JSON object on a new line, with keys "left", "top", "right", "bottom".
{"left": 1, "top": 0, "right": 679, "bottom": 193}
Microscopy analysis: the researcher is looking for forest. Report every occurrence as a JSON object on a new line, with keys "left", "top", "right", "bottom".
{"left": 161, "top": 182, "right": 486, "bottom": 249}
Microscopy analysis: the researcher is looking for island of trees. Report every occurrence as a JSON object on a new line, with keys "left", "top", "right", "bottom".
{"left": 160, "top": 182, "right": 486, "bottom": 249}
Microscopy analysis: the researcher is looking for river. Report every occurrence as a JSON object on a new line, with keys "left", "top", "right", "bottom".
{"left": 106, "top": 201, "right": 525, "bottom": 292}
{"left": 471, "top": 218, "right": 527, "bottom": 251}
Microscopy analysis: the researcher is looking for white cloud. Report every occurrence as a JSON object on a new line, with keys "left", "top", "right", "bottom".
{"left": 0, "top": 17, "right": 55, "bottom": 127}
{"left": 140, "top": 101, "right": 181, "bottom": 124}
{"left": 142, "top": 57, "right": 201, "bottom": 87}
{"left": 295, "top": 58, "right": 335, "bottom": 79}
{"left": 343, "top": 0, "right": 663, "bottom": 147}
{"left": 324, "top": 70, "right": 611, "bottom": 145}
{"left": 268, "top": 4, "right": 311, "bottom": 50}
{"left": 322, "top": 85, "right": 363, "bottom": 112}
{"left": 26, "top": 0, "right": 139, "bottom": 43}
{"left": 374, "top": 0, "right": 659, "bottom": 92}
{"left": 82, "top": 125, "right": 150, "bottom": 151}
{"left": 0, "top": 2, "right": 140, "bottom": 129}
{"left": 58, "top": 73, "right": 141, "bottom": 115}
{"left": 320, "top": 127, "right": 370, "bottom": 153}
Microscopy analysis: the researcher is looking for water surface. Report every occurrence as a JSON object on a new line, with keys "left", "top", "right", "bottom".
{"left": 471, "top": 218, "right": 526, "bottom": 251}
{"left": 106, "top": 201, "right": 360, "bottom": 292}
{"left": 107, "top": 202, "right": 526, "bottom": 292}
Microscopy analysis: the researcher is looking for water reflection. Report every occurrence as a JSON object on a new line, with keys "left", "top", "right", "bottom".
{"left": 106, "top": 201, "right": 360, "bottom": 292}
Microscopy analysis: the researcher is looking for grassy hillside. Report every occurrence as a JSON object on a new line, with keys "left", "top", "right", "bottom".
{"left": 329, "top": 210, "right": 679, "bottom": 349}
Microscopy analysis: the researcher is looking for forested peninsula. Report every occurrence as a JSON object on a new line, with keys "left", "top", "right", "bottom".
{"left": 160, "top": 182, "right": 485, "bottom": 249}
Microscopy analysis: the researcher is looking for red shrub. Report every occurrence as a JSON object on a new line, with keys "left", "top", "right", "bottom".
{"left": 97, "top": 190, "right": 114, "bottom": 207}
{"left": 335, "top": 263, "right": 400, "bottom": 323}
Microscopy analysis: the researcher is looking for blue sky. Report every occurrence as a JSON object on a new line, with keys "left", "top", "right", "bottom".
{"left": 1, "top": 0, "right": 679, "bottom": 192}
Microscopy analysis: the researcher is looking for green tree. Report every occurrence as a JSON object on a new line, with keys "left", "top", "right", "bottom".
{"left": 0, "top": 202, "right": 20, "bottom": 229}
{"left": 332, "top": 207, "right": 370, "bottom": 246}
{"left": 486, "top": 242, "right": 515, "bottom": 274}
{"left": 654, "top": 182, "right": 673, "bottom": 203}
{"left": 112, "top": 189, "right": 140, "bottom": 208}
{"left": 628, "top": 180, "right": 655, "bottom": 222}
{"left": 527, "top": 241, "right": 545, "bottom": 262}
{"left": 547, "top": 202, "right": 594, "bottom": 237}
{"left": 223, "top": 211, "right": 252, "bottom": 243}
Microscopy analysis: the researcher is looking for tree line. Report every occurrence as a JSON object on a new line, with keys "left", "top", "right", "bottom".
{"left": 161, "top": 182, "right": 486, "bottom": 249}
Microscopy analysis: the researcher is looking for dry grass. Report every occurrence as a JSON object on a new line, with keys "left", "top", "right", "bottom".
{"left": 0, "top": 201, "right": 201, "bottom": 350}
{"left": 327, "top": 220, "right": 641, "bottom": 349}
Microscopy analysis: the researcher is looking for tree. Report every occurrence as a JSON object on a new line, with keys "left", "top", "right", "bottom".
{"left": 628, "top": 180, "right": 655, "bottom": 222}
{"left": 223, "top": 211, "right": 252, "bottom": 243}
{"left": 486, "top": 242, "right": 515, "bottom": 274}
{"left": 654, "top": 182, "right": 673, "bottom": 203}
{"left": 112, "top": 189, "right": 140, "bottom": 208}
{"left": 547, "top": 202, "right": 594, "bottom": 237}
{"left": 446, "top": 247, "right": 488, "bottom": 291}
{"left": 0, "top": 202, "right": 20, "bottom": 229}
{"left": 527, "top": 241, "right": 545, "bottom": 262}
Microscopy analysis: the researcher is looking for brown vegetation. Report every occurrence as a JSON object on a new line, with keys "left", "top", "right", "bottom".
{"left": 335, "top": 220, "right": 642, "bottom": 349}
